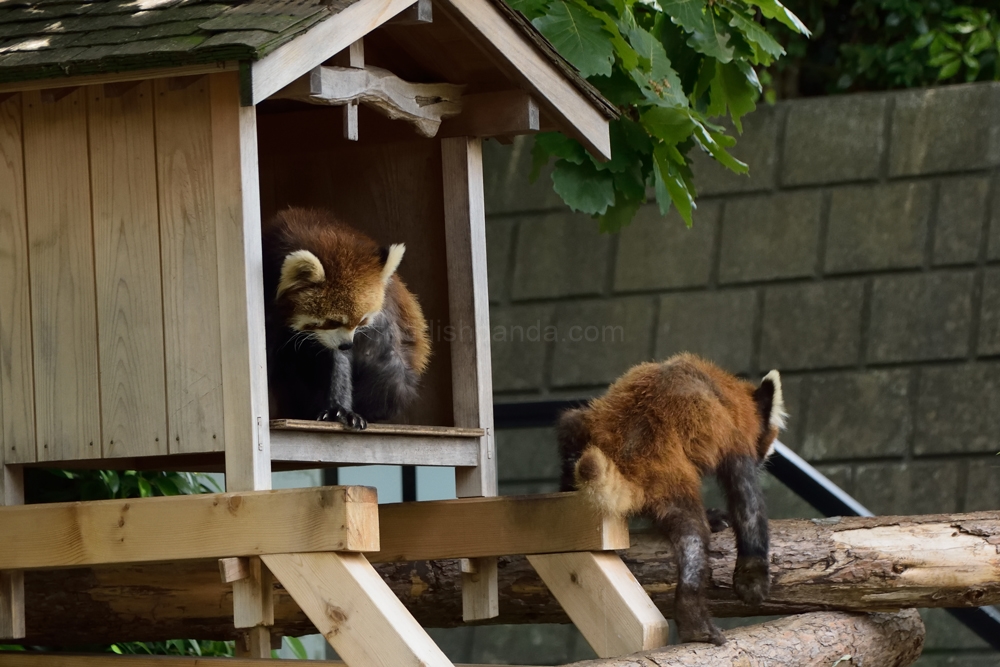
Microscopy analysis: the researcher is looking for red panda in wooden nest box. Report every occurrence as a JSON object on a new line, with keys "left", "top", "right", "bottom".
{"left": 557, "top": 353, "right": 787, "bottom": 645}
{"left": 262, "top": 207, "right": 430, "bottom": 429}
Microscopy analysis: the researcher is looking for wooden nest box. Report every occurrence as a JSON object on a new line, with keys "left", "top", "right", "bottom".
{"left": 0, "top": 0, "right": 615, "bottom": 491}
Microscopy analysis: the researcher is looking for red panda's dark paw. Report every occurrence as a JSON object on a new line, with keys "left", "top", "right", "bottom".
{"left": 705, "top": 508, "right": 731, "bottom": 533}
{"left": 317, "top": 407, "right": 368, "bottom": 430}
{"left": 677, "top": 620, "right": 727, "bottom": 646}
{"left": 733, "top": 555, "right": 770, "bottom": 605}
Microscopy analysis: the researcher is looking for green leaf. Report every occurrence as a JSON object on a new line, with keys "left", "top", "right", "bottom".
{"left": 928, "top": 51, "right": 960, "bottom": 67}
{"left": 686, "top": 9, "right": 735, "bottom": 63}
{"left": 533, "top": 0, "right": 616, "bottom": 77}
{"left": 138, "top": 477, "right": 153, "bottom": 498}
{"left": 692, "top": 121, "right": 748, "bottom": 173}
{"left": 285, "top": 636, "right": 309, "bottom": 660}
{"left": 967, "top": 29, "right": 993, "bottom": 55}
{"left": 911, "top": 31, "right": 936, "bottom": 50}
{"left": 551, "top": 159, "right": 616, "bottom": 215}
{"left": 507, "top": 0, "right": 550, "bottom": 20}
{"left": 599, "top": 197, "right": 643, "bottom": 233}
{"left": 154, "top": 475, "right": 180, "bottom": 496}
{"left": 727, "top": 8, "right": 784, "bottom": 59}
{"left": 744, "top": 0, "right": 810, "bottom": 36}
{"left": 714, "top": 61, "right": 757, "bottom": 132}
{"left": 624, "top": 23, "right": 688, "bottom": 106}
{"left": 576, "top": 3, "right": 639, "bottom": 71}
{"left": 535, "top": 131, "right": 588, "bottom": 164}
{"left": 653, "top": 144, "right": 694, "bottom": 225}
{"left": 659, "top": 0, "right": 708, "bottom": 34}
{"left": 641, "top": 106, "right": 695, "bottom": 143}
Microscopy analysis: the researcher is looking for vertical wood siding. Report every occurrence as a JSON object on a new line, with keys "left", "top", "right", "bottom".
{"left": 23, "top": 87, "right": 101, "bottom": 463}
{"left": 88, "top": 81, "right": 169, "bottom": 459}
{"left": 0, "top": 95, "right": 36, "bottom": 465}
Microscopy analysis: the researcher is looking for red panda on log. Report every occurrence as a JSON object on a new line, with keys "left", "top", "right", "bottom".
{"left": 557, "top": 353, "right": 787, "bottom": 645}
{"left": 262, "top": 207, "right": 430, "bottom": 428}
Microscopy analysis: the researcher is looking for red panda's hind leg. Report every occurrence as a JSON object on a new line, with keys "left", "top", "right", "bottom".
{"left": 717, "top": 455, "right": 770, "bottom": 605}
{"left": 556, "top": 408, "right": 590, "bottom": 492}
{"left": 649, "top": 495, "right": 726, "bottom": 646}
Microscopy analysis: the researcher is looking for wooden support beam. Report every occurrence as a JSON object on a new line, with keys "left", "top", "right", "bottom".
{"left": 387, "top": 0, "right": 433, "bottom": 24}
{"left": 16, "top": 512, "right": 1000, "bottom": 646}
{"left": 233, "top": 557, "right": 274, "bottom": 629}
{"left": 273, "top": 65, "right": 463, "bottom": 138}
{"left": 440, "top": 90, "right": 540, "bottom": 138}
{"left": 248, "top": 0, "right": 417, "bottom": 104}
{"left": 332, "top": 40, "right": 365, "bottom": 141}
{"left": 234, "top": 626, "right": 272, "bottom": 658}
{"left": 372, "top": 493, "right": 628, "bottom": 562}
{"left": 269, "top": 421, "right": 481, "bottom": 467}
{"left": 528, "top": 552, "right": 669, "bottom": 658}
{"left": 0, "top": 62, "right": 238, "bottom": 95}
{"left": 0, "top": 486, "right": 378, "bottom": 570}
{"left": 263, "top": 552, "right": 454, "bottom": 667}
{"left": 436, "top": 0, "right": 611, "bottom": 159}
{"left": 219, "top": 557, "right": 251, "bottom": 584}
{"left": 0, "top": 657, "right": 536, "bottom": 667}
{"left": 0, "top": 465, "right": 24, "bottom": 639}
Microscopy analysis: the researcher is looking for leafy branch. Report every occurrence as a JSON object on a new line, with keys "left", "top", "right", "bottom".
{"left": 517, "top": 0, "right": 808, "bottom": 231}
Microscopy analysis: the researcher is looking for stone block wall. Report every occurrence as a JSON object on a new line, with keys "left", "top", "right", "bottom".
{"left": 453, "top": 81, "right": 1000, "bottom": 665}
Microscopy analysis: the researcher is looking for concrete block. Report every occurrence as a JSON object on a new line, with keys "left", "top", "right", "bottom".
{"left": 496, "top": 427, "right": 560, "bottom": 482}
{"left": 781, "top": 94, "right": 886, "bottom": 185}
{"left": 760, "top": 281, "right": 865, "bottom": 370}
{"left": 915, "top": 362, "right": 1000, "bottom": 455}
{"left": 989, "top": 175, "right": 1000, "bottom": 261}
{"left": 483, "top": 135, "right": 565, "bottom": 215}
{"left": 933, "top": 176, "right": 989, "bottom": 266}
{"left": 489, "top": 304, "right": 554, "bottom": 392}
{"left": 826, "top": 182, "right": 931, "bottom": 273}
{"left": 690, "top": 104, "right": 781, "bottom": 195}
{"left": 868, "top": 272, "right": 974, "bottom": 363}
{"left": 469, "top": 624, "right": 579, "bottom": 665}
{"left": 853, "top": 461, "right": 962, "bottom": 515}
{"left": 977, "top": 267, "right": 1000, "bottom": 356}
{"left": 550, "top": 297, "right": 656, "bottom": 388}
{"left": 719, "top": 191, "right": 822, "bottom": 283}
{"left": 614, "top": 202, "right": 720, "bottom": 292}
{"left": 510, "top": 211, "right": 610, "bottom": 300}
{"left": 965, "top": 458, "right": 1000, "bottom": 512}
{"left": 889, "top": 82, "right": 1000, "bottom": 176}
{"left": 486, "top": 218, "right": 515, "bottom": 304}
{"left": 656, "top": 289, "right": 757, "bottom": 374}
{"left": 801, "top": 369, "right": 912, "bottom": 461}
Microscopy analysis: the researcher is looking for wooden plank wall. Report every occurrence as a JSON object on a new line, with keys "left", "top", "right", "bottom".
{"left": 0, "top": 72, "right": 250, "bottom": 464}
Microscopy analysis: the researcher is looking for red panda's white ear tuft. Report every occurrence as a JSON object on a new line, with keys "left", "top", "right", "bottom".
{"left": 762, "top": 370, "right": 787, "bottom": 430}
{"left": 277, "top": 250, "right": 325, "bottom": 298}
{"left": 381, "top": 243, "right": 405, "bottom": 283}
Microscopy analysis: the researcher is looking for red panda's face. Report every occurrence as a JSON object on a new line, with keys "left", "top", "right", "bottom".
{"left": 276, "top": 245, "right": 405, "bottom": 350}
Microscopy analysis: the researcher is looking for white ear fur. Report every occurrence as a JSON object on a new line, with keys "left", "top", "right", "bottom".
{"left": 762, "top": 369, "right": 787, "bottom": 430}
{"left": 381, "top": 243, "right": 405, "bottom": 283}
{"left": 277, "top": 250, "right": 325, "bottom": 298}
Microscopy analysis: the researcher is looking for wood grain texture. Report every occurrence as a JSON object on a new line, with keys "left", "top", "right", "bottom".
{"left": 271, "top": 420, "right": 483, "bottom": 437}
{"left": 0, "top": 95, "right": 35, "bottom": 465}
{"left": 0, "top": 62, "right": 238, "bottom": 95}
{"left": 270, "top": 429, "right": 480, "bottom": 467}
{"left": 563, "top": 610, "right": 925, "bottom": 667}
{"left": 371, "top": 493, "right": 629, "bottom": 563}
{"left": 461, "top": 556, "right": 498, "bottom": 622}
{"left": 208, "top": 72, "right": 271, "bottom": 492}
{"left": 0, "top": 465, "right": 24, "bottom": 639}
{"left": 442, "top": 137, "right": 496, "bottom": 498}
{"left": 435, "top": 0, "right": 611, "bottom": 159}
{"left": 232, "top": 556, "right": 273, "bottom": 629}
{"left": 15, "top": 512, "right": 1000, "bottom": 646}
{"left": 22, "top": 87, "right": 102, "bottom": 462}
{"left": 249, "top": 0, "right": 418, "bottom": 104}
{"left": 88, "top": 80, "right": 169, "bottom": 460}
{"left": 440, "top": 90, "right": 540, "bottom": 138}
{"left": 262, "top": 552, "right": 454, "bottom": 667}
{"left": 528, "top": 551, "right": 669, "bottom": 658}
{"left": 154, "top": 76, "right": 225, "bottom": 456}
{"left": 0, "top": 486, "right": 379, "bottom": 571}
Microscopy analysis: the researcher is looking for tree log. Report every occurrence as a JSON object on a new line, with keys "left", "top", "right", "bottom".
{"left": 564, "top": 609, "right": 925, "bottom": 667}
{"left": 19, "top": 512, "right": 1000, "bottom": 646}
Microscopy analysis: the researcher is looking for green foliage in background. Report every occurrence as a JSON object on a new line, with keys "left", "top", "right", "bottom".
{"left": 766, "top": 0, "right": 999, "bottom": 97}
{"left": 514, "top": 0, "right": 809, "bottom": 231}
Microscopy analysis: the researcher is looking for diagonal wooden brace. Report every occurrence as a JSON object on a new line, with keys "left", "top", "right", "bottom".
{"left": 527, "top": 551, "right": 669, "bottom": 658}
{"left": 263, "top": 552, "right": 454, "bottom": 667}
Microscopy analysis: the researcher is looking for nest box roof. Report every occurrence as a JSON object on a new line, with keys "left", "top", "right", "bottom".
{"left": 0, "top": 0, "right": 617, "bottom": 123}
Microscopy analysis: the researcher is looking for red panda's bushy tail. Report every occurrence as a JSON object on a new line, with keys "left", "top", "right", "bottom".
{"left": 753, "top": 370, "right": 787, "bottom": 459}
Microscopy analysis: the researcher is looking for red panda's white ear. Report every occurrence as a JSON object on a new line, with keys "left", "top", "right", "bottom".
{"left": 277, "top": 250, "right": 325, "bottom": 298}
{"left": 761, "top": 370, "right": 787, "bottom": 430}
{"left": 380, "top": 243, "right": 405, "bottom": 283}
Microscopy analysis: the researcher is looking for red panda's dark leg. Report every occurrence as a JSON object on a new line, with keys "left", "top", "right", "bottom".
{"left": 649, "top": 496, "right": 726, "bottom": 646}
{"left": 716, "top": 455, "right": 770, "bottom": 605}
{"left": 556, "top": 409, "right": 590, "bottom": 492}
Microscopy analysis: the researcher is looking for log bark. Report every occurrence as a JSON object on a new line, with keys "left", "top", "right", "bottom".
{"left": 19, "top": 512, "right": 1000, "bottom": 646}
{"left": 564, "top": 609, "right": 925, "bottom": 667}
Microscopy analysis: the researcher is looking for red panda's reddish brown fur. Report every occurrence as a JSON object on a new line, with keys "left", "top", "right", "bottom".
{"left": 558, "top": 353, "right": 786, "bottom": 645}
